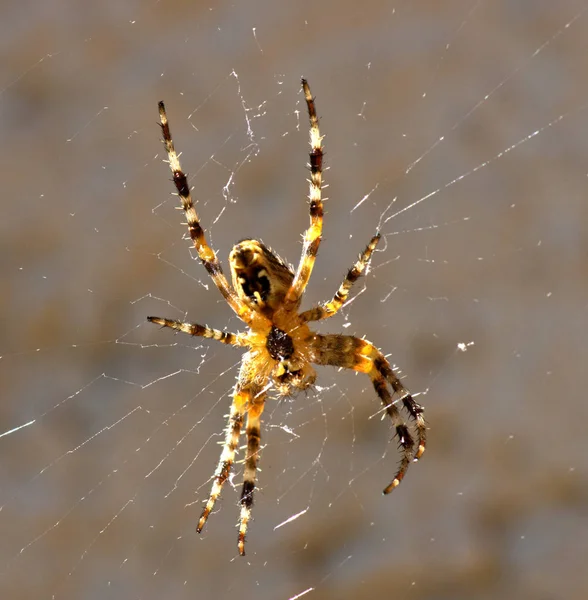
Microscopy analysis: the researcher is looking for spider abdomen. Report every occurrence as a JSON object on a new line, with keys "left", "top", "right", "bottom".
{"left": 229, "top": 239, "right": 294, "bottom": 315}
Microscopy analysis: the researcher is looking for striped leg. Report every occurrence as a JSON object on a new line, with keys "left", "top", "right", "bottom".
{"left": 237, "top": 397, "right": 265, "bottom": 556}
{"left": 147, "top": 316, "right": 247, "bottom": 347}
{"left": 197, "top": 387, "right": 250, "bottom": 535}
{"left": 158, "top": 102, "right": 253, "bottom": 323}
{"left": 299, "top": 233, "right": 380, "bottom": 323}
{"left": 284, "top": 78, "right": 324, "bottom": 309}
{"left": 311, "top": 334, "right": 426, "bottom": 494}
{"left": 373, "top": 350, "right": 427, "bottom": 466}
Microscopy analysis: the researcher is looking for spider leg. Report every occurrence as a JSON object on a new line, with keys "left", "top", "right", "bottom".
{"left": 158, "top": 102, "right": 253, "bottom": 324}
{"left": 311, "top": 334, "right": 426, "bottom": 493}
{"left": 299, "top": 233, "right": 380, "bottom": 323}
{"left": 284, "top": 78, "right": 324, "bottom": 310}
{"left": 147, "top": 316, "right": 248, "bottom": 347}
{"left": 197, "top": 387, "right": 249, "bottom": 535}
{"left": 238, "top": 396, "right": 265, "bottom": 556}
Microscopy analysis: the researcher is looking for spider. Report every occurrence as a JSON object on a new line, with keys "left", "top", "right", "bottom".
{"left": 148, "top": 78, "right": 426, "bottom": 556}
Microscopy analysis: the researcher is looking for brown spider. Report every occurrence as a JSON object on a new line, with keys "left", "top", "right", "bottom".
{"left": 148, "top": 78, "right": 426, "bottom": 555}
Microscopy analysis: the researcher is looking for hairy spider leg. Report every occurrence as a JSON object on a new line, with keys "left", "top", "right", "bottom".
{"left": 158, "top": 101, "right": 255, "bottom": 324}
{"left": 197, "top": 387, "right": 249, "bottom": 535}
{"left": 147, "top": 316, "right": 248, "bottom": 346}
{"left": 311, "top": 334, "right": 426, "bottom": 494}
{"left": 300, "top": 233, "right": 381, "bottom": 323}
{"left": 237, "top": 397, "right": 265, "bottom": 555}
{"left": 284, "top": 78, "right": 324, "bottom": 310}
{"left": 375, "top": 350, "right": 427, "bottom": 466}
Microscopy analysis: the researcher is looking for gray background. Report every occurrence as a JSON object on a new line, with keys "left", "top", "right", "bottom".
{"left": 1, "top": 1, "right": 587, "bottom": 599}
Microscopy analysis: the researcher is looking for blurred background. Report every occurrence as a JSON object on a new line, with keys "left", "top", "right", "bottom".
{"left": 1, "top": 1, "right": 588, "bottom": 599}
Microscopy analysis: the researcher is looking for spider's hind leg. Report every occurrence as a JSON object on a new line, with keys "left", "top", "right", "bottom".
{"left": 157, "top": 101, "right": 253, "bottom": 324}
{"left": 284, "top": 78, "right": 324, "bottom": 310}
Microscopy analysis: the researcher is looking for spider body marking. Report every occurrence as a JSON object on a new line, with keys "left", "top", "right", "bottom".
{"left": 148, "top": 78, "right": 426, "bottom": 556}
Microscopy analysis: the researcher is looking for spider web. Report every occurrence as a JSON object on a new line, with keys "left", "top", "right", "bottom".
{"left": 2, "top": 2, "right": 588, "bottom": 599}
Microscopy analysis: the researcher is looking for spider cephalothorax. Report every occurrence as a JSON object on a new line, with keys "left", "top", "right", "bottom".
{"left": 267, "top": 323, "right": 317, "bottom": 395}
{"left": 148, "top": 79, "right": 427, "bottom": 556}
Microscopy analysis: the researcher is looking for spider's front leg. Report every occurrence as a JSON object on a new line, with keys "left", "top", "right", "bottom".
{"left": 197, "top": 387, "right": 248, "bottom": 535}
{"left": 238, "top": 392, "right": 265, "bottom": 556}
{"left": 311, "top": 334, "right": 426, "bottom": 493}
{"left": 196, "top": 360, "right": 267, "bottom": 557}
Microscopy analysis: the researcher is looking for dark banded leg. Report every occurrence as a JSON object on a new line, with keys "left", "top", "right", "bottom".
{"left": 197, "top": 387, "right": 250, "bottom": 535}
{"left": 373, "top": 351, "right": 427, "bottom": 466}
{"left": 284, "top": 78, "right": 324, "bottom": 309}
{"left": 237, "top": 398, "right": 265, "bottom": 556}
{"left": 311, "top": 334, "right": 426, "bottom": 494}
{"left": 147, "top": 316, "right": 247, "bottom": 347}
{"left": 158, "top": 101, "right": 253, "bottom": 324}
{"left": 299, "top": 233, "right": 380, "bottom": 323}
